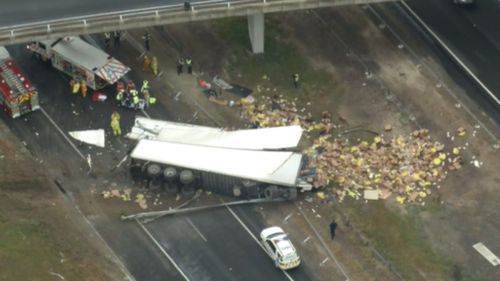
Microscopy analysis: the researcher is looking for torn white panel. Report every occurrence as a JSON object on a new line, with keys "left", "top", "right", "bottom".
{"left": 473, "top": 242, "right": 500, "bottom": 266}
{"left": 127, "top": 117, "right": 303, "bottom": 150}
{"left": 69, "top": 129, "right": 105, "bottom": 148}
{"left": 130, "top": 140, "right": 302, "bottom": 186}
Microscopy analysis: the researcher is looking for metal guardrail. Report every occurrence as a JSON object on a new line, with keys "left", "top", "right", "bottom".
{"left": 0, "top": 0, "right": 393, "bottom": 46}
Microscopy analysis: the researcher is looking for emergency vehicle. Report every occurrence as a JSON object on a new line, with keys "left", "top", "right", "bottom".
{"left": 27, "top": 37, "right": 130, "bottom": 90}
{"left": 0, "top": 47, "right": 39, "bottom": 118}
{"left": 260, "top": 226, "right": 301, "bottom": 270}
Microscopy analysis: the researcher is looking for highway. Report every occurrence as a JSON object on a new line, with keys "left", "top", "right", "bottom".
{"left": 405, "top": 0, "right": 500, "bottom": 112}
{"left": 2, "top": 36, "right": 329, "bottom": 281}
{"left": 0, "top": 0, "right": 191, "bottom": 27}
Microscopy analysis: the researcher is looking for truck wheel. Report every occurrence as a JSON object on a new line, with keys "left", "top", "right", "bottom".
{"left": 147, "top": 164, "right": 161, "bottom": 179}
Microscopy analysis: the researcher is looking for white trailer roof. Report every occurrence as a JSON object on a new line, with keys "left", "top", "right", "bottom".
{"left": 49, "top": 37, "right": 130, "bottom": 84}
{"left": 127, "top": 117, "right": 303, "bottom": 150}
{"left": 131, "top": 140, "right": 303, "bottom": 186}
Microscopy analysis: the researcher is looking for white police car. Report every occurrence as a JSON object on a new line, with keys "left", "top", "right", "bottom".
{"left": 260, "top": 226, "right": 301, "bottom": 270}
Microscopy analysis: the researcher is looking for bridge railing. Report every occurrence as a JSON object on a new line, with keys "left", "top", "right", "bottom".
{"left": 0, "top": 0, "right": 391, "bottom": 45}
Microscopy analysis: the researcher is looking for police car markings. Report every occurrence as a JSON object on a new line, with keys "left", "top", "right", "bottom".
{"left": 220, "top": 198, "right": 295, "bottom": 281}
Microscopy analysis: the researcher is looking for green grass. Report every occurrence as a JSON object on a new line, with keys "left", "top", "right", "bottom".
{"left": 341, "top": 200, "right": 484, "bottom": 281}
{"left": 0, "top": 219, "right": 60, "bottom": 280}
{"left": 212, "top": 17, "right": 338, "bottom": 101}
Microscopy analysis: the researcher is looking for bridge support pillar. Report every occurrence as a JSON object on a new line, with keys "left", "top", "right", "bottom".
{"left": 247, "top": 13, "right": 264, "bottom": 54}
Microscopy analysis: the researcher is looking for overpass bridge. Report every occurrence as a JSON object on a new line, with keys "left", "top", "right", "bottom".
{"left": 0, "top": 0, "right": 393, "bottom": 53}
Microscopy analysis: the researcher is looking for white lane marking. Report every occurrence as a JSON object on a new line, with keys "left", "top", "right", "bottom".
{"left": 39, "top": 107, "right": 88, "bottom": 164}
{"left": 185, "top": 217, "right": 208, "bottom": 242}
{"left": 221, "top": 200, "right": 295, "bottom": 281}
{"left": 473, "top": 242, "right": 500, "bottom": 266}
{"left": 72, "top": 207, "right": 137, "bottom": 281}
{"left": 295, "top": 203, "right": 352, "bottom": 281}
{"left": 400, "top": 1, "right": 500, "bottom": 106}
{"left": 370, "top": 3, "right": 499, "bottom": 144}
{"left": 135, "top": 219, "right": 191, "bottom": 281}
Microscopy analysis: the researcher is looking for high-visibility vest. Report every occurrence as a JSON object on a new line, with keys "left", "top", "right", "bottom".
{"left": 116, "top": 91, "right": 124, "bottom": 101}
{"left": 293, "top": 74, "right": 299, "bottom": 82}
{"left": 149, "top": 97, "right": 157, "bottom": 105}
{"left": 72, "top": 82, "right": 80, "bottom": 94}
{"left": 133, "top": 96, "right": 139, "bottom": 105}
{"left": 104, "top": 32, "right": 111, "bottom": 39}
{"left": 186, "top": 59, "right": 192, "bottom": 66}
{"left": 141, "top": 81, "right": 150, "bottom": 92}
{"left": 130, "top": 90, "right": 139, "bottom": 97}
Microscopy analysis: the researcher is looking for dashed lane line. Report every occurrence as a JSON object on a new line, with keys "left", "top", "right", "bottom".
{"left": 295, "top": 203, "right": 352, "bottom": 281}
{"left": 185, "top": 217, "right": 208, "bottom": 242}
{"left": 135, "top": 219, "right": 191, "bottom": 281}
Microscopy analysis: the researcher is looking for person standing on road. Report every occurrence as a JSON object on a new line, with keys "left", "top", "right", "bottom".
{"left": 292, "top": 73, "right": 300, "bottom": 89}
{"left": 116, "top": 89, "right": 124, "bottom": 106}
{"left": 71, "top": 79, "right": 80, "bottom": 95}
{"left": 141, "top": 80, "right": 150, "bottom": 94}
{"left": 142, "top": 32, "right": 151, "bottom": 51}
{"left": 132, "top": 95, "right": 140, "bottom": 110}
{"left": 110, "top": 111, "right": 121, "bottom": 136}
{"left": 113, "top": 31, "right": 121, "bottom": 47}
{"left": 80, "top": 79, "right": 88, "bottom": 98}
{"left": 151, "top": 56, "right": 158, "bottom": 76}
{"left": 329, "top": 220, "right": 337, "bottom": 240}
{"left": 177, "top": 57, "right": 184, "bottom": 75}
{"left": 185, "top": 57, "right": 192, "bottom": 74}
{"left": 104, "top": 32, "right": 111, "bottom": 49}
{"left": 143, "top": 55, "right": 151, "bottom": 72}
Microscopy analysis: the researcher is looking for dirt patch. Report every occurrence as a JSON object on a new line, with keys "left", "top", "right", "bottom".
{"left": 0, "top": 121, "right": 127, "bottom": 281}
{"left": 153, "top": 6, "right": 499, "bottom": 281}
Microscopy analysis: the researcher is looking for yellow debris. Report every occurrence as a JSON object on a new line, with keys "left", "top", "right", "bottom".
{"left": 433, "top": 158, "right": 442, "bottom": 166}
{"left": 457, "top": 127, "right": 466, "bottom": 137}
{"left": 316, "top": 192, "right": 326, "bottom": 200}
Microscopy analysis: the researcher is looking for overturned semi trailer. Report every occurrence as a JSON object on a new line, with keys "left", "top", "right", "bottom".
{"left": 129, "top": 140, "right": 307, "bottom": 200}
{"left": 127, "top": 116, "right": 303, "bottom": 150}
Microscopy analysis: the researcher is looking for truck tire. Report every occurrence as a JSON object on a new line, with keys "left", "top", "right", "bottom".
{"left": 163, "top": 167, "right": 177, "bottom": 181}
{"left": 233, "top": 185, "right": 242, "bottom": 197}
{"left": 264, "top": 186, "right": 278, "bottom": 200}
{"left": 179, "top": 170, "right": 194, "bottom": 185}
{"left": 147, "top": 164, "right": 161, "bottom": 179}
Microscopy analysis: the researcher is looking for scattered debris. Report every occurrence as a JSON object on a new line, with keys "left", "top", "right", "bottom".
{"left": 457, "top": 127, "right": 466, "bottom": 137}
{"left": 364, "top": 190, "right": 379, "bottom": 200}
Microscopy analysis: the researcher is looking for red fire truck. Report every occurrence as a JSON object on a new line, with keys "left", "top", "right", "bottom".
{"left": 0, "top": 47, "right": 39, "bottom": 118}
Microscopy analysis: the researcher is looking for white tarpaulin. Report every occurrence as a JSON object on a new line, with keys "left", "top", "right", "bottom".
{"left": 131, "top": 140, "right": 302, "bottom": 186}
{"left": 69, "top": 129, "right": 105, "bottom": 148}
{"left": 127, "top": 117, "right": 303, "bottom": 150}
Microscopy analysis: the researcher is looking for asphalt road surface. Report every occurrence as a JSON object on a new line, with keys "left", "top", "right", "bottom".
{"left": 2, "top": 39, "right": 318, "bottom": 281}
{"left": 0, "top": 0, "right": 225, "bottom": 27}
{"left": 405, "top": 0, "right": 500, "bottom": 112}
